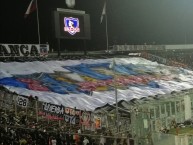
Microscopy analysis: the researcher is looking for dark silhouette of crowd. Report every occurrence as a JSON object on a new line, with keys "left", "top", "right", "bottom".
{"left": 0, "top": 110, "right": 98, "bottom": 145}
{"left": 0, "top": 125, "right": 101, "bottom": 145}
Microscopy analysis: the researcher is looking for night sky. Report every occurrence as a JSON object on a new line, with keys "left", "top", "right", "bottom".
{"left": 1, "top": 0, "right": 193, "bottom": 51}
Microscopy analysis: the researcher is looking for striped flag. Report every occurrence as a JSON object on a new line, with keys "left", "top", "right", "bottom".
{"left": 100, "top": 1, "right": 106, "bottom": 23}
{"left": 24, "top": 0, "right": 37, "bottom": 18}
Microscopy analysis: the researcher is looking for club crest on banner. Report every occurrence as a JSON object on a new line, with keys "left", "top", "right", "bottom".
{"left": 40, "top": 44, "right": 49, "bottom": 57}
{"left": 64, "top": 17, "right": 80, "bottom": 35}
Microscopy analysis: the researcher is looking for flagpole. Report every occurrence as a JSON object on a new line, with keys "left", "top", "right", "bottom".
{"left": 110, "top": 59, "right": 119, "bottom": 135}
{"left": 105, "top": 0, "right": 109, "bottom": 52}
{"left": 36, "top": 0, "right": 41, "bottom": 44}
{"left": 113, "top": 59, "right": 119, "bottom": 134}
{"left": 111, "top": 58, "right": 119, "bottom": 145}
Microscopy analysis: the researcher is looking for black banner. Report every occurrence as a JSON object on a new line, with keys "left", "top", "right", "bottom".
{"left": 64, "top": 107, "right": 80, "bottom": 125}
{"left": 42, "top": 102, "right": 64, "bottom": 116}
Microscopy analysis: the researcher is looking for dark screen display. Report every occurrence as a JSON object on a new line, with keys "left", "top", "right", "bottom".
{"left": 53, "top": 11, "right": 90, "bottom": 39}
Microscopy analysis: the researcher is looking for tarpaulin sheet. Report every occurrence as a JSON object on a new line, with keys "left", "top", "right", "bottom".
{"left": 1, "top": 57, "right": 193, "bottom": 110}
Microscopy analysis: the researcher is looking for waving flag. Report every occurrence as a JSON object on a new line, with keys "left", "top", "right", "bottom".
{"left": 109, "top": 58, "right": 116, "bottom": 70}
{"left": 100, "top": 1, "right": 106, "bottom": 23}
{"left": 24, "top": 0, "right": 37, "bottom": 18}
{"left": 65, "top": 0, "right": 75, "bottom": 8}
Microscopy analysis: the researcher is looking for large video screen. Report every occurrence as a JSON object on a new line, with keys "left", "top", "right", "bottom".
{"left": 53, "top": 11, "right": 90, "bottom": 40}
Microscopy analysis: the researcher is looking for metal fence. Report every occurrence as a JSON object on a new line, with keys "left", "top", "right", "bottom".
{"left": 152, "top": 132, "right": 176, "bottom": 145}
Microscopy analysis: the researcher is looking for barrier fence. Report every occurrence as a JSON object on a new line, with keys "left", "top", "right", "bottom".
{"left": 151, "top": 132, "right": 175, "bottom": 145}
{"left": 0, "top": 88, "right": 131, "bottom": 133}
{"left": 0, "top": 87, "right": 137, "bottom": 144}
{"left": 0, "top": 89, "right": 93, "bottom": 132}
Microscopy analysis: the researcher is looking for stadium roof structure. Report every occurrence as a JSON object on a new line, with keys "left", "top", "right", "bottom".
{"left": 1, "top": 57, "right": 193, "bottom": 111}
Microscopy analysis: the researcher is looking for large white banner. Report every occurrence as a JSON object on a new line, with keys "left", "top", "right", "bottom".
{"left": 0, "top": 44, "right": 49, "bottom": 57}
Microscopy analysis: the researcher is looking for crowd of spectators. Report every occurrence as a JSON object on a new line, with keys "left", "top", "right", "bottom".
{"left": 0, "top": 110, "right": 99, "bottom": 145}
{"left": 0, "top": 111, "right": 135, "bottom": 145}
{"left": 151, "top": 50, "right": 193, "bottom": 69}
{"left": 0, "top": 125, "right": 99, "bottom": 145}
{"left": 0, "top": 126, "right": 134, "bottom": 145}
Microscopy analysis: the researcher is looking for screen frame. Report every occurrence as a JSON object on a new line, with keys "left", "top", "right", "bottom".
{"left": 53, "top": 11, "right": 91, "bottom": 40}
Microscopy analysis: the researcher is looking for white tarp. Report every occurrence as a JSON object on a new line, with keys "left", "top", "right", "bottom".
{"left": 1, "top": 57, "right": 193, "bottom": 111}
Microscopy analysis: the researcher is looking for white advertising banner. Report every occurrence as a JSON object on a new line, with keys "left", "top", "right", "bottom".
{"left": 0, "top": 44, "right": 49, "bottom": 57}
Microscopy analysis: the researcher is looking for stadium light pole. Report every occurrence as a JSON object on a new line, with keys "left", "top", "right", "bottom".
{"left": 36, "top": 0, "right": 41, "bottom": 44}
{"left": 105, "top": 0, "right": 109, "bottom": 52}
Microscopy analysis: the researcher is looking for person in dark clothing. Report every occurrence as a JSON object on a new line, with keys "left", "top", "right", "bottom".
{"left": 66, "top": 132, "right": 73, "bottom": 145}
{"left": 56, "top": 133, "right": 62, "bottom": 145}
{"left": 106, "top": 130, "right": 113, "bottom": 145}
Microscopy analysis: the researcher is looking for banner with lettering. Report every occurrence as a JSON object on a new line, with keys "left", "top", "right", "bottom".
{"left": 64, "top": 107, "right": 80, "bottom": 125}
{"left": 38, "top": 111, "right": 64, "bottom": 120}
{"left": 42, "top": 102, "right": 64, "bottom": 116}
{"left": 0, "top": 44, "right": 49, "bottom": 57}
{"left": 17, "top": 96, "right": 29, "bottom": 107}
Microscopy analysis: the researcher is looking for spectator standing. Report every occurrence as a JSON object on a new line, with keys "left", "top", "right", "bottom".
{"left": 83, "top": 137, "right": 89, "bottom": 145}
{"left": 99, "top": 135, "right": 106, "bottom": 145}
